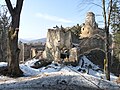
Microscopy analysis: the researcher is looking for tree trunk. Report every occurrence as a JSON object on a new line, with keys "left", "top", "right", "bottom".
{"left": 102, "top": 0, "right": 113, "bottom": 81}
{"left": 5, "top": 0, "right": 24, "bottom": 77}
{"left": 105, "top": 26, "right": 110, "bottom": 80}
{"left": 7, "top": 14, "right": 23, "bottom": 76}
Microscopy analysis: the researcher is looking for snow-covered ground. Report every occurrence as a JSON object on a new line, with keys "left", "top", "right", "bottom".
{"left": 20, "top": 56, "right": 117, "bottom": 81}
{"left": 0, "top": 56, "right": 120, "bottom": 90}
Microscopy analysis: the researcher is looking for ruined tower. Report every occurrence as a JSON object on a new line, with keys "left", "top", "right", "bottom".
{"left": 85, "top": 12, "right": 96, "bottom": 26}
{"left": 80, "top": 12, "right": 98, "bottom": 38}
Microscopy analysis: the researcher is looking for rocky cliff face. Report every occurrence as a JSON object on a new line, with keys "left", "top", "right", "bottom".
{"left": 79, "top": 34, "right": 105, "bottom": 55}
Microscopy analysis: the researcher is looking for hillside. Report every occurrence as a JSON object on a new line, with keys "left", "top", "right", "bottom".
{"left": 19, "top": 38, "right": 46, "bottom": 44}
{"left": 0, "top": 56, "right": 120, "bottom": 90}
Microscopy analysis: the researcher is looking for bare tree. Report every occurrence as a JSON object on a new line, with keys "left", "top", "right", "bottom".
{"left": 5, "top": 0, "right": 24, "bottom": 77}
{"left": 102, "top": 0, "right": 113, "bottom": 81}
{"left": 0, "top": 5, "right": 10, "bottom": 62}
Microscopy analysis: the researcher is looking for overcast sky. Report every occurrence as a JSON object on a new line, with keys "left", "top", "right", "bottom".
{"left": 0, "top": 0, "right": 104, "bottom": 40}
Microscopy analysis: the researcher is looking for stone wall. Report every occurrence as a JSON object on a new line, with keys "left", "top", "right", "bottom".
{"left": 19, "top": 42, "right": 31, "bottom": 62}
{"left": 45, "top": 28, "right": 72, "bottom": 61}
{"left": 44, "top": 27, "right": 79, "bottom": 65}
{"left": 46, "top": 29, "right": 72, "bottom": 49}
{"left": 19, "top": 42, "right": 45, "bottom": 62}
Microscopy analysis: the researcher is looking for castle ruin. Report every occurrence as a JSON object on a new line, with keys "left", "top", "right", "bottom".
{"left": 43, "top": 12, "right": 105, "bottom": 65}
{"left": 43, "top": 27, "right": 79, "bottom": 65}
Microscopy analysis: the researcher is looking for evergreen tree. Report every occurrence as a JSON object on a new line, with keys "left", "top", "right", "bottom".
{"left": 111, "top": 0, "right": 120, "bottom": 61}
{"left": 0, "top": 5, "right": 10, "bottom": 62}
{"left": 110, "top": 0, "right": 120, "bottom": 76}
{"left": 111, "top": 0, "right": 120, "bottom": 32}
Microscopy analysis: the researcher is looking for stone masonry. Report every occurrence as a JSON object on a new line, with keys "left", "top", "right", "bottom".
{"left": 43, "top": 12, "right": 106, "bottom": 65}
{"left": 44, "top": 27, "right": 79, "bottom": 65}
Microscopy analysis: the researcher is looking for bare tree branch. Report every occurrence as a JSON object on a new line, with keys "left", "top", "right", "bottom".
{"left": 102, "top": 0, "right": 107, "bottom": 27}
{"left": 108, "top": 0, "right": 113, "bottom": 28}
{"left": 5, "top": 0, "right": 13, "bottom": 16}
{"left": 91, "top": 2, "right": 103, "bottom": 9}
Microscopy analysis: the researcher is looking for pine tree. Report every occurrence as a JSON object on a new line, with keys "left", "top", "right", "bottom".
{"left": 111, "top": 0, "right": 120, "bottom": 32}
{"left": 111, "top": 0, "right": 120, "bottom": 61}
{"left": 110, "top": 0, "right": 120, "bottom": 76}
{"left": 0, "top": 5, "right": 10, "bottom": 62}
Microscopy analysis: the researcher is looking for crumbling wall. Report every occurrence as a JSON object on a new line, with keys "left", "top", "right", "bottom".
{"left": 19, "top": 42, "right": 31, "bottom": 62}
{"left": 44, "top": 28, "right": 72, "bottom": 61}
{"left": 43, "top": 27, "right": 79, "bottom": 66}
{"left": 19, "top": 42, "right": 45, "bottom": 62}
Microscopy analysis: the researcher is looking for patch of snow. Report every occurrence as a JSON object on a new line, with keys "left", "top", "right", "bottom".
{"left": 40, "top": 64, "right": 59, "bottom": 73}
{"left": 20, "top": 64, "right": 40, "bottom": 76}
{"left": 24, "top": 58, "right": 39, "bottom": 67}
{"left": 78, "top": 56, "right": 117, "bottom": 81}
{"left": 0, "top": 62, "right": 7, "bottom": 67}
